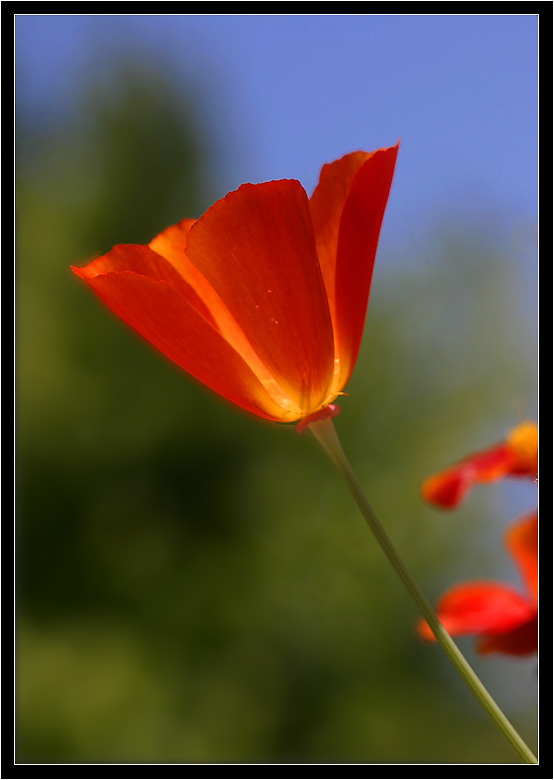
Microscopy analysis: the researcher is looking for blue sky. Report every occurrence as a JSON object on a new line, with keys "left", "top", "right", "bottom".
{"left": 16, "top": 14, "right": 538, "bottom": 248}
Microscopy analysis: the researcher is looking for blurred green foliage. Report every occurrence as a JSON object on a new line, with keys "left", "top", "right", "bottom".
{"left": 16, "top": 63, "right": 537, "bottom": 764}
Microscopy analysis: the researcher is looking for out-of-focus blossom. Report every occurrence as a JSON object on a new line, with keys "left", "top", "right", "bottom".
{"left": 418, "top": 512, "right": 537, "bottom": 655}
{"left": 421, "top": 422, "right": 538, "bottom": 509}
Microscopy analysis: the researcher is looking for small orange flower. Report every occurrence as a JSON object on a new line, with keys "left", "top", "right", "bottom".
{"left": 421, "top": 422, "right": 538, "bottom": 509}
{"left": 418, "top": 512, "right": 538, "bottom": 656}
{"left": 72, "top": 144, "right": 399, "bottom": 427}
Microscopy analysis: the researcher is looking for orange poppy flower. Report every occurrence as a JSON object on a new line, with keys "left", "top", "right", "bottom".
{"left": 72, "top": 143, "right": 399, "bottom": 428}
{"left": 421, "top": 421, "right": 538, "bottom": 509}
{"left": 418, "top": 512, "right": 538, "bottom": 656}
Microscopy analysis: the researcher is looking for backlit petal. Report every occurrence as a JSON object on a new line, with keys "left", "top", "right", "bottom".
{"left": 506, "top": 512, "right": 538, "bottom": 604}
{"left": 149, "top": 219, "right": 294, "bottom": 409}
{"left": 184, "top": 180, "right": 335, "bottom": 415}
{"left": 74, "top": 242, "right": 218, "bottom": 327}
{"left": 149, "top": 218, "right": 248, "bottom": 338}
{"left": 72, "top": 246, "right": 291, "bottom": 421}
{"left": 332, "top": 143, "right": 399, "bottom": 391}
{"left": 309, "top": 150, "right": 372, "bottom": 342}
{"left": 148, "top": 218, "right": 197, "bottom": 277}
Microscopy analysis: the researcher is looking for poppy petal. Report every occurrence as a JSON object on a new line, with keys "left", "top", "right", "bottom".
{"left": 72, "top": 246, "right": 293, "bottom": 421}
{"left": 147, "top": 218, "right": 197, "bottom": 278}
{"left": 418, "top": 581, "right": 536, "bottom": 641}
{"left": 74, "top": 242, "right": 217, "bottom": 327}
{"left": 421, "top": 442, "right": 517, "bottom": 509}
{"left": 477, "top": 616, "right": 537, "bottom": 656}
{"left": 309, "top": 150, "right": 373, "bottom": 346}
{"left": 149, "top": 218, "right": 292, "bottom": 404}
{"left": 149, "top": 218, "right": 243, "bottom": 336}
{"left": 506, "top": 421, "right": 538, "bottom": 475}
{"left": 422, "top": 422, "right": 538, "bottom": 509}
{"left": 506, "top": 512, "right": 538, "bottom": 604}
{"left": 332, "top": 143, "right": 399, "bottom": 391}
{"left": 184, "top": 179, "right": 335, "bottom": 415}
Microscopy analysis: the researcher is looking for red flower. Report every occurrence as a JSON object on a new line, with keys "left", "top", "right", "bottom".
{"left": 421, "top": 422, "right": 538, "bottom": 509}
{"left": 72, "top": 144, "right": 399, "bottom": 427}
{"left": 418, "top": 512, "right": 538, "bottom": 656}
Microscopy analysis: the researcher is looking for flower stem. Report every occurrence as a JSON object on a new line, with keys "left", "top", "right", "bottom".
{"left": 307, "top": 417, "right": 537, "bottom": 765}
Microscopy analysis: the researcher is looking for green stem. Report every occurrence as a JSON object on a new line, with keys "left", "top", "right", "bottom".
{"left": 308, "top": 417, "right": 537, "bottom": 765}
